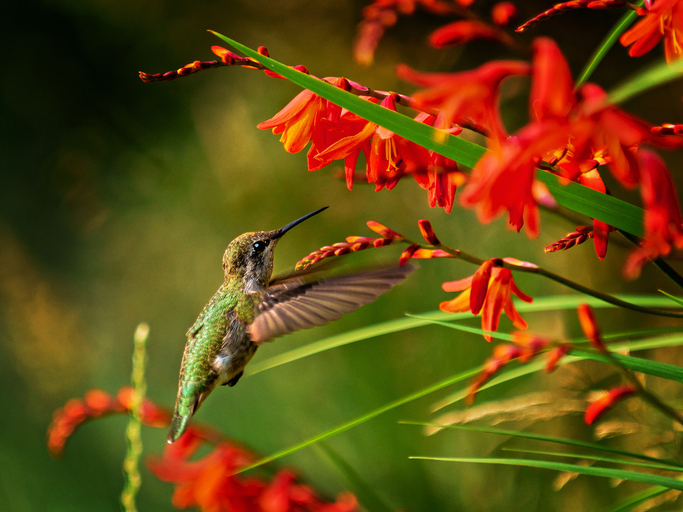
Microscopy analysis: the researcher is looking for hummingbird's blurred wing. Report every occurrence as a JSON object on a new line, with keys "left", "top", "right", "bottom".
{"left": 248, "top": 265, "right": 414, "bottom": 344}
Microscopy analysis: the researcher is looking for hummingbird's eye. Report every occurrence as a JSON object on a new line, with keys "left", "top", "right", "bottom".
{"left": 251, "top": 241, "right": 267, "bottom": 254}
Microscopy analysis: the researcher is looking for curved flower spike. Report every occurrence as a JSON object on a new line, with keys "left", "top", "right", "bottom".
{"left": 584, "top": 385, "right": 637, "bottom": 425}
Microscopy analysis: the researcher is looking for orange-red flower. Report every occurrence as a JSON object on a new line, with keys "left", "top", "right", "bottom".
{"left": 624, "top": 150, "right": 683, "bottom": 278}
{"left": 429, "top": 20, "right": 504, "bottom": 47}
{"left": 47, "top": 387, "right": 170, "bottom": 457}
{"left": 491, "top": 2, "right": 518, "bottom": 26}
{"left": 467, "top": 332, "right": 552, "bottom": 404}
{"left": 49, "top": 387, "right": 359, "bottom": 512}
{"left": 621, "top": 0, "right": 683, "bottom": 63}
{"left": 258, "top": 77, "right": 363, "bottom": 167}
{"left": 577, "top": 303, "right": 605, "bottom": 350}
{"left": 397, "top": 60, "right": 531, "bottom": 143}
{"left": 440, "top": 259, "right": 533, "bottom": 341}
{"left": 584, "top": 385, "right": 637, "bottom": 425}
{"left": 315, "top": 95, "right": 433, "bottom": 192}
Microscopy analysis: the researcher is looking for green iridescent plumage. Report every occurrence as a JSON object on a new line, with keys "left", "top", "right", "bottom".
{"left": 168, "top": 207, "right": 413, "bottom": 443}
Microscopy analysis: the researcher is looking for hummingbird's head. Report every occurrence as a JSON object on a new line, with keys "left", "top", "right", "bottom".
{"left": 222, "top": 207, "right": 328, "bottom": 292}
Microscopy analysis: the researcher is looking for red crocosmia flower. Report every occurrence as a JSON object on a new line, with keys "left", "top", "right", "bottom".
{"left": 316, "top": 95, "right": 431, "bottom": 192}
{"left": 459, "top": 121, "right": 570, "bottom": 237}
{"left": 440, "top": 261, "right": 533, "bottom": 341}
{"left": 397, "top": 60, "right": 531, "bottom": 143}
{"left": 258, "top": 77, "right": 349, "bottom": 153}
{"left": 585, "top": 385, "right": 637, "bottom": 425}
{"left": 545, "top": 343, "right": 571, "bottom": 372}
{"left": 47, "top": 387, "right": 170, "bottom": 457}
{"left": 411, "top": 112, "right": 464, "bottom": 212}
{"left": 491, "top": 2, "right": 518, "bottom": 26}
{"left": 620, "top": 0, "right": 683, "bottom": 63}
{"left": 577, "top": 169, "right": 611, "bottom": 260}
{"left": 259, "top": 472, "right": 358, "bottom": 512}
{"left": 530, "top": 37, "right": 574, "bottom": 122}
{"left": 577, "top": 303, "right": 605, "bottom": 351}
{"left": 624, "top": 150, "right": 683, "bottom": 278}
{"left": 148, "top": 434, "right": 265, "bottom": 512}
{"left": 429, "top": 20, "right": 504, "bottom": 48}
{"left": 468, "top": 333, "right": 549, "bottom": 404}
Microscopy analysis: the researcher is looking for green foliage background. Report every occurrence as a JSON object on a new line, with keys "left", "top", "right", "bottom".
{"left": 2, "top": 1, "right": 683, "bottom": 511}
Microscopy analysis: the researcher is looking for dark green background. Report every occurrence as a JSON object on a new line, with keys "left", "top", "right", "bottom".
{"left": 2, "top": 1, "right": 683, "bottom": 510}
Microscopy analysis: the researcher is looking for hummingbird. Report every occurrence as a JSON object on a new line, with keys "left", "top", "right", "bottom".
{"left": 168, "top": 206, "right": 413, "bottom": 443}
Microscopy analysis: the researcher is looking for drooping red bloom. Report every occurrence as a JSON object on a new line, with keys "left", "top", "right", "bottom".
{"left": 257, "top": 77, "right": 348, "bottom": 154}
{"left": 577, "top": 303, "right": 605, "bottom": 351}
{"left": 584, "top": 385, "right": 637, "bottom": 425}
{"left": 315, "top": 95, "right": 436, "bottom": 192}
{"left": 440, "top": 259, "right": 534, "bottom": 341}
{"left": 429, "top": 20, "right": 505, "bottom": 47}
{"left": 47, "top": 387, "right": 170, "bottom": 457}
{"left": 621, "top": 0, "right": 683, "bottom": 63}
{"left": 624, "top": 150, "right": 683, "bottom": 278}
{"left": 467, "top": 332, "right": 552, "bottom": 404}
{"left": 149, "top": 431, "right": 265, "bottom": 512}
{"left": 459, "top": 36, "right": 683, "bottom": 241}
{"left": 491, "top": 2, "right": 518, "bottom": 26}
{"left": 49, "top": 388, "right": 360, "bottom": 512}
{"left": 397, "top": 60, "right": 531, "bottom": 143}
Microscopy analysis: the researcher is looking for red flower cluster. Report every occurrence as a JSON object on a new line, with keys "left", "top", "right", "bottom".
{"left": 47, "top": 387, "right": 170, "bottom": 457}
{"left": 467, "top": 304, "right": 640, "bottom": 425}
{"left": 148, "top": 428, "right": 357, "bottom": 512}
{"left": 400, "top": 36, "right": 683, "bottom": 272}
{"left": 48, "top": 388, "right": 359, "bottom": 512}
{"left": 259, "top": 91, "right": 463, "bottom": 212}
{"left": 621, "top": 0, "right": 683, "bottom": 63}
{"left": 440, "top": 258, "right": 534, "bottom": 341}
{"left": 467, "top": 332, "right": 570, "bottom": 404}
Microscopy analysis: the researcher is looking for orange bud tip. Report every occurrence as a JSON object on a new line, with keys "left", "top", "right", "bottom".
{"left": 418, "top": 219, "right": 441, "bottom": 245}
{"left": 399, "top": 244, "right": 420, "bottom": 266}
{"left": 367, "top": 221, "right": 403, "bottom": 239}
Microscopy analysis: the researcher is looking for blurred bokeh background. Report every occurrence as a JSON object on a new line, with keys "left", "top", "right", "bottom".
{"left": 3, "top": 0, "right": 683, "bottom": 510}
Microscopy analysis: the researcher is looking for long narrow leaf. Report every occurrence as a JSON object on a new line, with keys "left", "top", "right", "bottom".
{"left": 501, "top": 447, "right": 683, "bottom": 473}
{"left": 408, "top": 456, "right": 683, "bottom": 491}
{"left": 234, "top": 367, "right": 480, "bottom": 474}
{"left": 576, "top": 5, "right": 641, "bottom": 85}
{"left": 400, "top": 422, "right": 683, "bottom": 468}
{"left": 606, "top": 487, "right": 670, "bottom": 512}
{"left": 211, "top": 32, "right": 646, "bottom": 236}
{"left": 247, "top": 295, "right": 679, "bottom": 376}
{"left": 609, "top": 58, "right": 683, "bottom": 105}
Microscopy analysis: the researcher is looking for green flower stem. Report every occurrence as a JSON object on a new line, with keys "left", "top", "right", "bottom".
{"left": 576, "top": 3, "right": 641, "bottom": 86}
{"left": 121, "top": 323, "right": 149, "bottom": 512}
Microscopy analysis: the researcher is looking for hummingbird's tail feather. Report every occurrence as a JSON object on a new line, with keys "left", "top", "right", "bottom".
{"left": 167, "top": 408, "right": 195, "bottom": 444}
{"left": 167, "top": 386, "right": 212, "bottom": 443}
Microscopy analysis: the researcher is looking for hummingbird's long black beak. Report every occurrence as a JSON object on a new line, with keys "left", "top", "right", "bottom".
{"left": 275, "top": 206, "right": 328, "bottom": 238}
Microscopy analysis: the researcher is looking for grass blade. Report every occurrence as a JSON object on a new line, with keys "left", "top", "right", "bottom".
{"left": 408, "top": 456, "right": 683, "bottom": 491}
{"left": 501, "top": 447, "right": 683, "bottom": 473}
{"left": 400, "top": 422, "right": 683, "bottom": 469}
